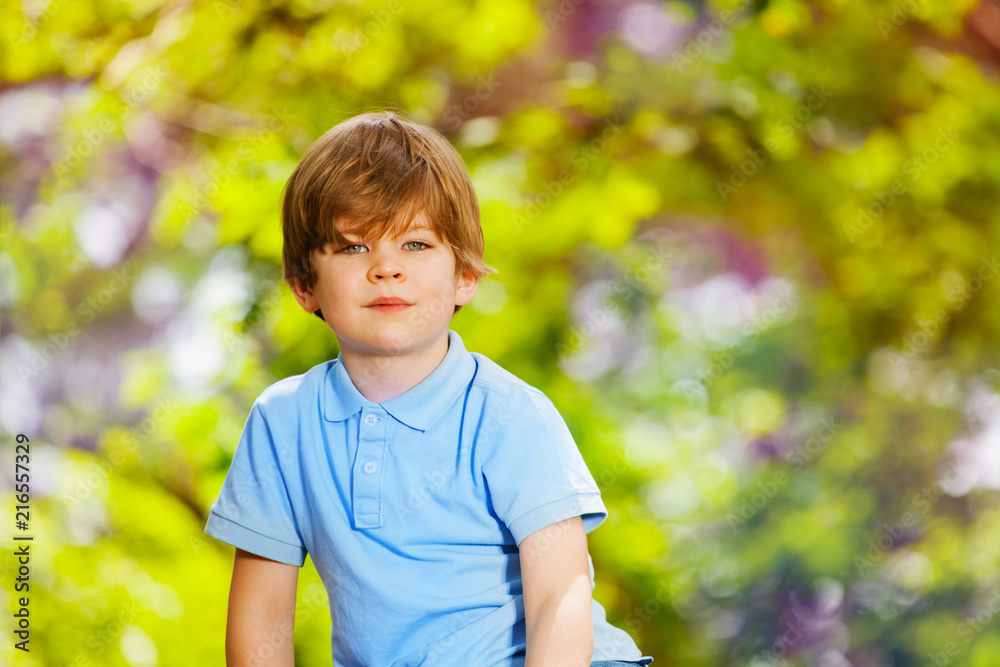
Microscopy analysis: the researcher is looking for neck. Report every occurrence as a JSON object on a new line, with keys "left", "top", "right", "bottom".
{"left": 339, "top": 331, "right": 450, "bottom": 404}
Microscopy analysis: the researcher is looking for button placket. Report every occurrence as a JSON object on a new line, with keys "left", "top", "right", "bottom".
{"left": 353, "top": 408, "right": 387, "bottom": 528}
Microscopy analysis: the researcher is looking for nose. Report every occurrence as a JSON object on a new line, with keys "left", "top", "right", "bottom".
{"left": 367, "top": 245, "right": 406, "bottom": 283}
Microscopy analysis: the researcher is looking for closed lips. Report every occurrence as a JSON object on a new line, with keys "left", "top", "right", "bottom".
{"left": 368, "top": 297, "right": 411, "bottom": 306}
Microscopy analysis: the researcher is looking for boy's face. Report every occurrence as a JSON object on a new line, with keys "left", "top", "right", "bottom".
{"left": 289, "top": 210, "right": 479, "bottom": 361}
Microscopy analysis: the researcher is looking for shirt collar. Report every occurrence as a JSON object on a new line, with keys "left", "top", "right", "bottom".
{"left": 324, "top": 329, "right": 476, "bottom": 432}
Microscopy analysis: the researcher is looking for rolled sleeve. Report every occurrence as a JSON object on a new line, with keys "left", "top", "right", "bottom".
{"left": 204, "top": 403, "right": 306, "bottom": 566}
{"left": 205, "top": 512, "right": 306, "bottom": 566}
{"left": 481, "top": 387, "right": 608, "bottom": 547}
{"left": 506, "top": 492, "right": 607, "bottom": 547}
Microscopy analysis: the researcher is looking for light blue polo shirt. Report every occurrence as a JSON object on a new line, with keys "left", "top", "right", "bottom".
{"left": 205, "top": 329, "right": 650, "bottom": 666}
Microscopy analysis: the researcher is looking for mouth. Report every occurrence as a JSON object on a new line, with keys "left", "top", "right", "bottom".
{"left": 366, "top": 297, "right": 413, "bottom": 313}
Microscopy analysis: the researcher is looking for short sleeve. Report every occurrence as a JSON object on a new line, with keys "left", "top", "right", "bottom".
{"left": 204, "top": 403, "right": 307, "bottom": 566}
{"left": 480, "top": 387, "right": 607, "bottom": 546}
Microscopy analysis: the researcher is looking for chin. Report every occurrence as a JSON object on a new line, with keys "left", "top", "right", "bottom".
{"left": 367, "top": 326, "right": 422, "bottom": 355}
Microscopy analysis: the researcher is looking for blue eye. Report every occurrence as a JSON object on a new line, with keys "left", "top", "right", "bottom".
{"left": 341, "top": 244, "right": 366, "bottom": 254}
{"left": 404, "top": 241, "right": 429, "bottom": 251}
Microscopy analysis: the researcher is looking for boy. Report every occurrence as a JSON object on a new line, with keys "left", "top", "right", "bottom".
{"left": 205, "top": 110, "right": 654, "bottom": 667}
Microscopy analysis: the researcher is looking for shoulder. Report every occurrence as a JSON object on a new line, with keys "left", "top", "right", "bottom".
{"left": 467, "top": 352, "right": 562, "bottom": 428}
{"left": 468, "top": 352, "right": 547, "bottom": 402}
{"left": 253, "top": 359, "right": 335, "bottom": 415}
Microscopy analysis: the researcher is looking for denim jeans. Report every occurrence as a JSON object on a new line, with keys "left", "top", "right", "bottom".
{"left": 591, "top": 657, "right": 654, "bottom": 666}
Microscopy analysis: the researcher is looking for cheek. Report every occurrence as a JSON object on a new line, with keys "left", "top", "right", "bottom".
{"left": 431, "top": 283, "right": 460, "bottom": 311}
{"left": 314, "top": 279, "right": 349, "bottom": 310}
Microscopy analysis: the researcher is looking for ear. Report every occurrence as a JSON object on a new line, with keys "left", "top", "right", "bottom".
{"left": 454, "top": 270, "right": 480, "bottom": 308}
{"left": 288, "top": 275, "right": 321, "bottom": 314}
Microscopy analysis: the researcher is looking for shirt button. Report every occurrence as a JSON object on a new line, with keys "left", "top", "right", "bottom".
{"left": 364, "top": 414, "right": 378, "bottom": 426}
{"left": 364, "top": 461, "right": 377, "bottom": 474}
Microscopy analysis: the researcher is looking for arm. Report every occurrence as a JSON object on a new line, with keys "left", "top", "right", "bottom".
{"left": 226, "top": 548, "right": 300, "bottom": 667}
{"left": 520, "top": 516, "right": 594, "bottom": 667}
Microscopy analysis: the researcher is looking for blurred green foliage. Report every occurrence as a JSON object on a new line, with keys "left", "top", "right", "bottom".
{"left": 1, "top": 0, "right": 999, "bottom": 665}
